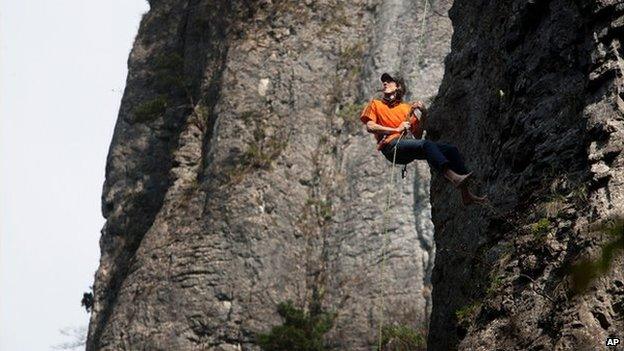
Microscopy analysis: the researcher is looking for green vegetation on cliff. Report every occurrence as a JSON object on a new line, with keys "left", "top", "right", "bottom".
{"left": 258, "top": 301, "right": 336, "bottom": 351}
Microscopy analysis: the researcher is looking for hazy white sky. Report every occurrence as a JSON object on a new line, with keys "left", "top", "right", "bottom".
{"left": 1, "top": 1, "right": 149, "bottom": 349}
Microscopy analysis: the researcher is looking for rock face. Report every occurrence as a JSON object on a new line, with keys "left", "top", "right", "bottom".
{"left": 87, "top": 1, "right": 453, "bottom": 350}
{"left": 427, "top": 1, "right": 624, "bottom": 350}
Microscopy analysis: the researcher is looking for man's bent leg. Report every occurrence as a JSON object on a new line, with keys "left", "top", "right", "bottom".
{"left": 383, "top": 139, "right": 451, "bottom": 171}
{"left": 381, "top": 139, "right": 419, "bottom": 164}
{"left": 437, "top": 143, "right": 469, "bottom": 175}
{"left": 381, "top": 139, "right": 476, "bottom": 190}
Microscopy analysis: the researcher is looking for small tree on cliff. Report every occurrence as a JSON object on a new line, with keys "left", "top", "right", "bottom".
{"left": 257, "top": 300, "right": 336, "bottom": 351}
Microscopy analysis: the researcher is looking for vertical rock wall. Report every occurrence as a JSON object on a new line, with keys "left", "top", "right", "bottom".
{"left": 87, "top": 1, "right": 453, "bottom": 350}
{"left": 427, "top": 1, "right": 624, "bottom": 350}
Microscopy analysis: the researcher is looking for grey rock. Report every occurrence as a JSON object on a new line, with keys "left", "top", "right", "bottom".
{"left": 427, "top": 1, "right": 624, "bottom": 350}
{"left": 87, "top": 1, "right": 453, "bottom": 350}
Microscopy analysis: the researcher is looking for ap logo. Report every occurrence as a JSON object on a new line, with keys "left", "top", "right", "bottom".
{"left": 606, "top": 337, "right": 620, "bottom": 347}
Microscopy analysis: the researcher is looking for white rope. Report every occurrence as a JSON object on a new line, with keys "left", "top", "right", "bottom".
{"left": 377, "top": 0, "right": 429, "bottom": 348}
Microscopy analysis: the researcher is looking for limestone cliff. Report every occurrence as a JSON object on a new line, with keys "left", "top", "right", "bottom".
{"left": 87, "top": 1, "right": 453, "bottom": 350}
{"left": 427, "top": 0, "right": 624, "bottom": 350}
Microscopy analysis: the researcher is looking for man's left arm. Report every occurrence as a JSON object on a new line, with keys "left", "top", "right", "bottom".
{"left": 410, "top": 100, "right": 428, "bottom": 139}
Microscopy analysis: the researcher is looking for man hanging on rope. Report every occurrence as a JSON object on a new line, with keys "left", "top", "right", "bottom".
{"left": 360, "top": 72, "right": 487, "bottom": 205}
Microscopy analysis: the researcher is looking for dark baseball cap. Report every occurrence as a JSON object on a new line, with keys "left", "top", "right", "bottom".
{"left": 380, "top": 72, "right": 408, "bottom": 99}
{"left": 380, "top": 72, "right": 396, "bottom": 83}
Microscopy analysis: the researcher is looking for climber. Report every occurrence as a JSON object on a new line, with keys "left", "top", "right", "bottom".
{"left": 360, "top": 72, "right": 487, "bottom": 205}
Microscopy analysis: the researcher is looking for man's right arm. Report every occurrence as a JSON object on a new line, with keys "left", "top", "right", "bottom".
{"left": 366, "top": 121, "right": 406, "bottom": 134}
{"left": 361, "top": 100, "right": 407, "bottom": 135}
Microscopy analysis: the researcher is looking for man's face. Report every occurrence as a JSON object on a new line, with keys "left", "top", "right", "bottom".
{"left": 382, "top": 80, "right": 398, "bottom": 94}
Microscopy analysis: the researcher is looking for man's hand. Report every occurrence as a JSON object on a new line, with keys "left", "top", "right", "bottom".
{"left": 410, "top": 100, "right": 428, "bottom": 128}
{"left": 411, "top": 100, "right": 427, "bottom": 112}
{"left": 396, "top": 121, "right": 410, "bottom": 132}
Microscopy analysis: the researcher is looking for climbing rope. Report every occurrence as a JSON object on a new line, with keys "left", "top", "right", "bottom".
{"left": 377, "top": 130, "right": 405, "bottom": 350}
{"left": 377, "top": 0, "right": 429, "bottom": 349}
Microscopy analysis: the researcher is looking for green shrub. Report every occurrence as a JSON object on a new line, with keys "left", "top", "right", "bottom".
{"left": 237, "top": 110, "right": 288, "bottom": 170}
{"left": 336, "top": 103, "right": 365, "bottom": 121}
{"left": 336, "top": 102, "right": 366, "bottom": 134}
{"left": 377, "top": 324, "right": 426, "bottom": 351}
{"left": 530, "top": 218, "right": 551, "bottom": 241}
{"left": 317, "top": 200, "right": 332, "bottom": 221}
{"left": 240, "top": 110, "right": 256, "bottom": 123}
{"left": 486, "top": 275, "right": 504, "bottom": 296}
{"left": 241, "top": 137, "right": 287, "bottom": 170}
{"left": 81, "top": 290, "right": 93, "bottom": 313}
{"left": 305, "top": 198, "right": 333, "bottom": 223}
{"left": 543, "top": 195, "right": 567, "bottom": 218}
{"left": 570, "top": 184, "right": 588, "bottom": 205}
{"left": 316, "top": 3, "right": 349, "bottom": 36}
{"left": 189, "top": 105, "right": 209, "bottom": 132}
{"left": 152, "top": 53, "right": 188, "bottom": 92}
{"left": 337, "top": 42, "right": 365, "bottom": 78}
{"left": 258, "top": 301, "right": 336, "bottom": 351}
{"left": 132, "top": 96, "right": 168, "bottom": 123}
{"left": 455, "top": 302, "right": 481, "bottom": 328}
{"left": 569, "top": 217, "right": 624, "bottom": 294}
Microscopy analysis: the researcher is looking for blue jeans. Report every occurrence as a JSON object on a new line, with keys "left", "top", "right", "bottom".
{"left": 380, "top": 138, "right": 469, "bottom": 174}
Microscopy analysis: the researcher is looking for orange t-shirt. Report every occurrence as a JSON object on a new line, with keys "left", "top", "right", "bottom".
{"left": 360, "top": 99, "right": 417, "bottom": 149}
